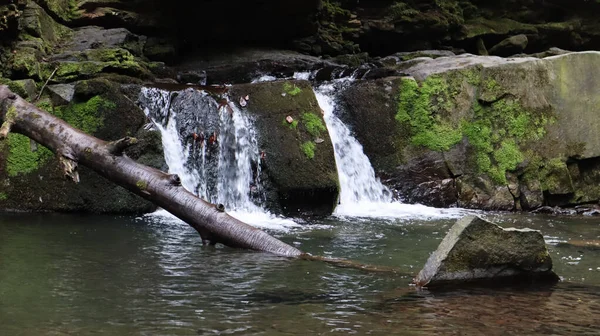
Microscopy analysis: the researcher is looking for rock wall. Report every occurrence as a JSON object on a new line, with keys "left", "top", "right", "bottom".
{"left": 6, "top": 0, "right": 600, "bottom": 62}
{"left": 343, "top": 52, "right": 600, "bottom": 211}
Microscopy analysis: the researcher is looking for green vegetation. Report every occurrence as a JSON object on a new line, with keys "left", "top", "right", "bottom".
{"left": 396, "top": 76, "right": 462, "bottom": 152}
{"left": 7, "top": 134, "right": 54, "bottom": 177}
{"left": 538, "top": 157, "right": 571, "bottom": 192}
{"left": 396, "top": 74, "right": 553, "bottom": 185}
{"left": 282, "top": 117, "right": 298, "bottom": 130}
{"left": 136, "top": 180, "right": 148, "bottom": 190}
{"left": 300, "top": 141, "right": 316, "bottom": 159}
{"left": 53, "top": 96, "right": 114, "bottom": 134}
{"left": 302, "top": 113, "right": 326, "bottom": 137}
{"left": 283, "top": 82, "right": 302, "bottom": 96}
{"left": 0, "top": 192, "right": 7, "bottom": 201}
{"left": 4, "top": 96, "right": 114, "bottom": 176}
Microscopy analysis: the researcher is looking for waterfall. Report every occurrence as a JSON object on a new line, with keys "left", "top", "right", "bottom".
{"left": 139, "top": 87, "right": 298, "bottom": 230}
{"left": 139, "top": 78, "right": 466, "bottom": 225}
{"left": 314, "top": 81, "right": 466, "bottom": 219}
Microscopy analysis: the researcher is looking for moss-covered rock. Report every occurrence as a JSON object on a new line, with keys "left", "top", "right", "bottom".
{"left": 415, "top": 216, "right": 558, "bottom": 288}
{"left": 0, "top": 78, "right": 162, "bottom": 214}
{"left": 229, "top": 80, "right": 339, "bottom": 216}
{"left": 341, "top": 52, "right": 600, "bottom": 211}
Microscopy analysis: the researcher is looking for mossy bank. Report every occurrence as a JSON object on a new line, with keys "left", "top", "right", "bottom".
{"left": 341, "top": 52, "right": 600, "bottom": 211}
{"left": 0, "top": 79, "right": 165, "bottom": 213}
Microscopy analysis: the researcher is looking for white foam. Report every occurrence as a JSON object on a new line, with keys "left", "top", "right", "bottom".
{"left": 251, "top": 75, "right": 277, "bottom": 83}
{"left": 333, "top": 202, "right": 470, "bottom": 220}
{"left": 144, "top": 209, "right": 301, "bottom": 232}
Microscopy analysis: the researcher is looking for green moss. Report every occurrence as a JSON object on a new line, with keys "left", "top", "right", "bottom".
{"left": 47, "top": 48, "right": 147, "bottom": 81}
{"left": 53, "top": 96, "right": 114, "bottom": 134}
{"left": 397, "top": 71, "right": 552, "bottom": 185}
{"left": 0, "top": 192, "right": 6, "bottom": 201}
{"left": 321, "top": 0, "right": 351, "bottom": 18}
{"left": 300, "top": 141, "right": 316, "bottom": 159}
{"left": 538, "top": 157, "right": 571, "bottom": 192}
{"left": 6, "top": 133, "right": 53, "bottom": 176}
{"left": 136, "top": 180, "right": 148, "bottom": 190}
{"left": 5, "top": 106, "right": 17, "bottom": 121}
{"left": 301, "top": 113, "right": 326, "bottom": 137}
{"left": 36, "top": 100, "right": 53, "bottom": 113}
{"left": 463, "top": 98, "right": 551, "bottom": 184}
{"left": 395, "top": 76, "right": 462, "bottom": 151}
{"left": 282, "top": 117, "right": 298, "bottom": 130}
{"left": 389, "top": 2, "right": 420, "bottom": 21}
{"left": 6, "top": 81, "right": 30, "bottom": 98}
{"left": 84, "top": 48, "right": 135, "bottom": 63}
{"left": 10, "top": 48, "right": 40, "bottom": 78}
{"left": 283, "top": 82, "right": 302, "bottom": 96}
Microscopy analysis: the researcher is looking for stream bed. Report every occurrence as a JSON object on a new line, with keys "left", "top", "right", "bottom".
{"left": 1, "top": 212, "right": 599, "bottom": 335}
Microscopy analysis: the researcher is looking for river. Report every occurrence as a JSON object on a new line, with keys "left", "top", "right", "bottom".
{"left": 1, "top": 212, "right": 599, "bottom": 335}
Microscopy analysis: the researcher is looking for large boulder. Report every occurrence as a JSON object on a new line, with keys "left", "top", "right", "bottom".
{"left": 341, "top": 51, "right": 600, "bottom": 211}
{"left": 229, "top": 80, "right": 339, "bottom": 216}
{"left": 415, "top": 216, "right": 558, "bottom": 288}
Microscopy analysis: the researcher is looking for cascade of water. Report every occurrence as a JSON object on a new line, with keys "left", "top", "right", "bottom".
{"left": 314, "top": 81, "right": 466, "bottom": 219}
{"left": 216, "top": 102, "right": 262, "bottom": 212}
{"left": 139, "top": 88, "right": 204, "bottom": 194}
{"left": 139, "top": 87, "right": 298, "bottom": 230}
{"left": 316, "top": 82, "right": 392, "bottom": 204}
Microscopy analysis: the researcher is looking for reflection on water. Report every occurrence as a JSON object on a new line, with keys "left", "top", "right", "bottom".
{"left": 1, "top": 212, "right": 600, "bottom": 335}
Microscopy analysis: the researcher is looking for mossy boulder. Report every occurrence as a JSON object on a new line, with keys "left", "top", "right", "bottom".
{"left": 0, "top": 78, "right": 164, "bottom": 213}
{"left": 229, "top": 80, "right": 339, "bottom": 216}
{"left": 415, "top": 216, "right": 558, "bottom": 288}
{"left": 341, "top": 52, "right": 600, "bottom": 211}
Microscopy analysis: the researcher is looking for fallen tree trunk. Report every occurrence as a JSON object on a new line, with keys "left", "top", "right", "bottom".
{"left": 0, "top": 85, "right": 303, "bottom": 257}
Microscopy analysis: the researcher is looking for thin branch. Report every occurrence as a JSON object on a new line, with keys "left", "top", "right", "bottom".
{"left": 35, "top": 66, "right": 58, "bottom": 103}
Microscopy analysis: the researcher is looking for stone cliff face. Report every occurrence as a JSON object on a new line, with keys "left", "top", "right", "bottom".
{"left": 5, "top": 1, "right": 600, "bottom": 63}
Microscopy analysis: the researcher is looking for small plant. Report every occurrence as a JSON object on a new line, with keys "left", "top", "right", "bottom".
{"left": 282, "top": 117, "right": 298, "bottom": 130}
{"left": 302, "top": 113, "right": 326, "bottom": 137}
{"left": 283, "top": 82, "right": 302, "bottom": 96}
{"left": 0, "top": 193, "right": 7, "bottom": 201}
{"left": 300, "top": 141, "right": 316, "bottom": 159}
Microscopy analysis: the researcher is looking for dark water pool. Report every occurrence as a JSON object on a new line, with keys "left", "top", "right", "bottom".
{"left": 1, "top": 212, "right": 599, "bottom": 335}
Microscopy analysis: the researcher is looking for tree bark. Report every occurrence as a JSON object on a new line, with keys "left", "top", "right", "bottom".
{"left": 0, "top": 85, "right": 303, "bottom": 258}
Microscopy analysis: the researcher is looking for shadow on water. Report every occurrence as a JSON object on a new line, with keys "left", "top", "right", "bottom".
{"left": 1, "top": 212, "right": 600, "bottom": 335}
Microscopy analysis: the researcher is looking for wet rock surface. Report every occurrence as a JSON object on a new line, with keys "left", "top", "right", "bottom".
{"left": 229, "top": 81, "right": 339, "bottom": 216}
{"left": 415, "top": 216, "right": 558, "bottom": 288}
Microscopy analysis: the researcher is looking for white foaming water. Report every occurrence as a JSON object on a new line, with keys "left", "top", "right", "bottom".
{"left": 145, "top": 209, "right": 300, "bottom": 232}
{"left": 139, "top": 87, "right": 298, "bottom": 231}
{"left": 215, "top": 102, "right": 265, "bottom": 213}
{"left": 315, "top": 82, "right": 468, "bottom": 220}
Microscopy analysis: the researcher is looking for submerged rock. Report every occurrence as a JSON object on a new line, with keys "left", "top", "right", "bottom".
{"left": 415, "top": 216, "right": 558, "bottom": 288}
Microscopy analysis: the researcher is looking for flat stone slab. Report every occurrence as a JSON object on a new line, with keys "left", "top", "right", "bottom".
{"left": 415, "top": 215, "right": 558, "bottom": 288}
